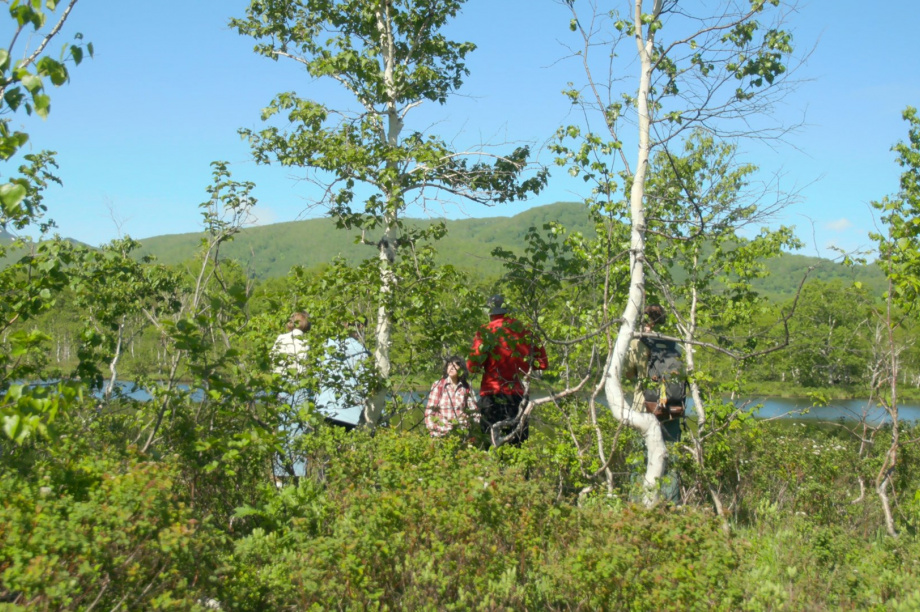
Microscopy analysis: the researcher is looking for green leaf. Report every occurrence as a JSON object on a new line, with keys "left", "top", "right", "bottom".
{"left": 3, "top": 87, "right": 25, "bottom": 112}
{"left": 11, "top": 5, "right": 31, "bottom": 27}
{"left": 0, "top": 182, "right": 27, "bottom": 210}
{"left": 30, "top": 8, "right": 46, "bottom": 30}
{"left": 0, "top": 49, "right": 9, "bottom": 72}
{"left": 2, "top": 414, "right": 22, "bottom": 442}
{"left": 32, "top": 93, "right": 50, "bottom": 118}
{"left": 21, "top": 73, "right": 42, "bottom": 93}
{"left": 36, "top": 57, "right": 68, "bottom": 86}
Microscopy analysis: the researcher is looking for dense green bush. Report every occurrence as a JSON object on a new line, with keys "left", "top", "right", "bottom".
{"left": 218, "top": 430, "right": 552, "bottom": 609}
{"left": 738, "top": 513, "right": 920, "bottom": 610}
{"left": 2, "top": 403, "right": 920, "bottom": 609}
{"left": 536, "top": 505, "right": 743, "bottom": 610}
{"left": 0, "top": 445, "right": 217, "bottom": 609}
{"left": 215, "top": 428, "right": 745, "bottom": 610}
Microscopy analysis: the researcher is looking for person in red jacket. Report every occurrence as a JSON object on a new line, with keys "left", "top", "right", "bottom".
{"left": 468, "top": 295, "right": 547, "bottom": 446}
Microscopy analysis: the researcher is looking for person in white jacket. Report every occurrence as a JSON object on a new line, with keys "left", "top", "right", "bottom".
{"left": 271, "top": 311, "right": 311, "bottom": 479}
{"left": 272, "top": 311, "right": 310, "bottom": 378}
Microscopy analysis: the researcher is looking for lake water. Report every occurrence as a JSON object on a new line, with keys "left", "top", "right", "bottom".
{"left": 726, "top": 397, "right": 920, "bottom": 425}
{"left": 79, "top": 382, "right": 920, "bottom": 425}
{"left": 584, "top": 395, "right": 920, "bottom": 425}
{"left": 537, "top": 394, "right": 920, "bottom": 425}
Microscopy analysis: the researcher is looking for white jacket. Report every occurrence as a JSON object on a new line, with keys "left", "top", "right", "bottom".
{"left": 271, "top": 329, "right": 308, "bottom": 376}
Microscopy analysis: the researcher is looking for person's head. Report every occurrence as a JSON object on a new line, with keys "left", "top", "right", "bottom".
{"left": 644, "top": 304, "right": 666, "bottom": 329}
{"left": 443, "top": 355, "right": 469, "bottom": 383}
{"left": 344, "top": 315, "right": 368, "bottom": 340}
{"left": 487, "top": 294, "right": 509, "bottom": 319}
{"left": 287, "top": 311, "right": 310, "bottom": 333}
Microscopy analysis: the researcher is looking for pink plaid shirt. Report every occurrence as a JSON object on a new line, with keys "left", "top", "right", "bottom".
{"left": 424, "top": 378, "right": 479, "bottom": 437}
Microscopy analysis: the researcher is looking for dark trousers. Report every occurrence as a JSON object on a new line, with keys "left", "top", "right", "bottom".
{"left": 661, "top": 417, "right": 682, "bottom": 443}
{"left": 659, "top": 418, "right": 682, "bottom": 503}
{"left": 479, "top": 393, "right": 528, "bottom": 446}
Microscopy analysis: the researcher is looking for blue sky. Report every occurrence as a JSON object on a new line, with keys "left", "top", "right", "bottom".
{"left": 11, "top": 0, "right": 920, "bottom": 259}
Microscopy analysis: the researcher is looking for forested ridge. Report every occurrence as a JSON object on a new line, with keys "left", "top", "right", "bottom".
{"left": 132, "top": 200, "right": 889, "bottom": 299}
{"left": 135, "top": 201, "right": 597, "bottom": 280}
{"left": 10, "top": 207, "right": 905, "bottom": 397}
{"left": 3, "top": 1, "right": 920, "bottom": 609}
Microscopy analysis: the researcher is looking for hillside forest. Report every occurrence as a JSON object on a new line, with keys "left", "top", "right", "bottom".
{"left": 3, "top": 0, "right": 920, "bottom": 609}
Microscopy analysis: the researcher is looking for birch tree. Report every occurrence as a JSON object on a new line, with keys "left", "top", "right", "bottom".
{"left": 559, "top": 0, "right": 799, "bottom": 500}
{"left": 70, "top": 237, "right": 175, "bottom": 401}
{"left": 232, "top": 0, "right": 545, "bottom": 426}
{"left": 869, "top": 106, "right": 920, "bottom": 536}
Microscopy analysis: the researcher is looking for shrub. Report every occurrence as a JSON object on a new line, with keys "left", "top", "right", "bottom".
{"left": 219, "top": 428, "right": 745, "bottom": 610}
{"left": 534, "top": 505, "right": 744, "bottom": 610}
{"left": 0, "top": 451, "right": 217, "bottom": 609}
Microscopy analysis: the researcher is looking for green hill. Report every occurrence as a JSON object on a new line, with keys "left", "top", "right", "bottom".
{"left": 136, "top": 202, "right": 596, "bottom": 279}
{"left": 136, "top": 201, "right": 886, "bottom": 296}
{"left": 2, "top": 201, "right": 883, "bottom": 299}
{"left": 751, "top": 253, "right": 886, "bottom": 302}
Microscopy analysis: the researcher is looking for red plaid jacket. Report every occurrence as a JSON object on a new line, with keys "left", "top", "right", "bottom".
{"left": 424, "top": 377, "right": 479, "bottom": 437}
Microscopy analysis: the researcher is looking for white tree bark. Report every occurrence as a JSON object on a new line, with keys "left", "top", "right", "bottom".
{"left": 682, "top": 279, "right": 727, "bottom": 519}
{"left": 104, "top": 317, "right": 125, "bottom": 402}
{"left": 877, "top": 277, "right": 900, "bottom": 537}
{"left": 601, "top": 0, "right": 667, "bottom": 504}
{"left": 363, "top": 3, "right": 401, "bottom": 425}
{"left": 565, "top": 0, "right": 799, "bottom": 505}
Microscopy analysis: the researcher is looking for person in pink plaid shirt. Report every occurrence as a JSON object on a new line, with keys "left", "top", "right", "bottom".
{"left": 424, "top": 355, "right": 480, "bottom": 438}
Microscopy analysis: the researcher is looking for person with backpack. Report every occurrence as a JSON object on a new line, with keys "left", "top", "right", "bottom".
{"left": 624, "top": 304, "right": 686, "bottom": 503}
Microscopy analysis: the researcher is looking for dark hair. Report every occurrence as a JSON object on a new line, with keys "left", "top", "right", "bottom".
{"left": 287, "top": 311, "right": 310, "bottom": 333}
{"left": 442, "top": 355, "right": 469, "bottom": 384}
{"left": 487, "top": 294, "right": 509, "bottom": 316}
{"left": 644, "top": 304, "right": 666, "bottom": 327}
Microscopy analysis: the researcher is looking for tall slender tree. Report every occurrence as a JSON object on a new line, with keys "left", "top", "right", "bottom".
{"left": 641, "top": 130, "right": 801, "bottom": 514}
{"left": 559, "top": 0, "right": 799, "bottom": 500}
{"left": 869, "top": 106, "right": 920, "bottom": 536}
{"left": 232, "top": 0, "right": 545, "bottom": 425}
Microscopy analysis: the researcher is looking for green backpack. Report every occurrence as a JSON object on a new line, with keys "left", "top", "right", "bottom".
{"left": 640, "top": 337, "right": 686, "bottom": 421}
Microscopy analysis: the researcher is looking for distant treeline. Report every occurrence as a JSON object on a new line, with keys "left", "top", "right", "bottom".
{"left": 128, "top": 201, "right": 886, "bottom": 301}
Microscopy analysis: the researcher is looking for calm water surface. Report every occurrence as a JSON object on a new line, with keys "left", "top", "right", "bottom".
{"left": 88, "top": 382, "right": 920, "bottom": 425}
{"left": 726, "top": 397, "right": 920, "bottom": 424}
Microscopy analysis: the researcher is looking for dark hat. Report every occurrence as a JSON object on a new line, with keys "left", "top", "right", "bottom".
{"left": 487, "top": 294, "right": 509, "bottom": 316}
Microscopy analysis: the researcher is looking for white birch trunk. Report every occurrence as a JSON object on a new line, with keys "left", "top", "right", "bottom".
{"left": 683, "top": 279, "right": 727, "bottom": 518}
{"left": 362, "top": 4, "right": 401, "bottom": 426}
{"left": 601, "top": 0, "right": 666, "bottom": 505}
{"left": 877, "top": 278, "right": 899, "bottom": 536}
{"left": 364, "top": 213, "right": 396, "bottom": 426}
{"left": 104, "top": 318, "right": 125, "bottom": 402}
